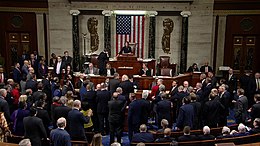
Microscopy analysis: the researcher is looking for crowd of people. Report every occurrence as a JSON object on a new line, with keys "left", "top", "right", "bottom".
{"left": 0, "top": 50, "right": 259, "bottom": 146}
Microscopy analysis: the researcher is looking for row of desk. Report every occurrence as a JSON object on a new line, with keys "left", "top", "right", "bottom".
{"left": 75, "top": 72, "right": 200, "bottom": 90}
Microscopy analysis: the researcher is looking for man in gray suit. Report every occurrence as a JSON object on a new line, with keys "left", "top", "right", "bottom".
{"left": 234, "top": 88, "right": 248, "bottom": 124}
{"left": 84, "top": 63, "right": 99, "bottom": 75}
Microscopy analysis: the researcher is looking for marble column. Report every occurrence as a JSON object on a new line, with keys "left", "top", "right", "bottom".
{"left": 180, "top": 11, "right": 191, "bottom": 73}
{"left": 147, "top": 11, "right": 158, "bottom": 58}
{"left": 70, "top": 10, "right": 80, "bottom": 72}
{"left": 102, "top": 10, "right": 112, "bottom": 56}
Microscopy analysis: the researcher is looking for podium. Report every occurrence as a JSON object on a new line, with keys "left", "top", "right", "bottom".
{"left": 109, "top": 55, "right": 156, "bottom": 76}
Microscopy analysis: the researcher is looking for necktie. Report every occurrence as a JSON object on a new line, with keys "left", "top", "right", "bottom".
{"left": 205, "top": 66, "right": 208, "bottom": 72}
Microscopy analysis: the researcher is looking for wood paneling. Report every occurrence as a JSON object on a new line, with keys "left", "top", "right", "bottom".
{"left": 0, "top": 12, "right": 38, "bottom": 74}
{"left": 224, "top": 15, "right": 260, "bottom": 74}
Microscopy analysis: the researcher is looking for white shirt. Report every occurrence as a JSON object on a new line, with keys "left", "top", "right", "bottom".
{"left": 56, "top": 61, "right": 61, "bottom": 74}
{"left": 107, "top": 69, "right": 111, "bottom": 76}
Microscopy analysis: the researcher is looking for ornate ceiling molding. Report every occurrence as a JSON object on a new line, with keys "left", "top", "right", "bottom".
{"left": 0, "top": 7, "right": 48, "bottom": 13}
{"left": 214, "top": 10, "right": 260, "bottom": 16}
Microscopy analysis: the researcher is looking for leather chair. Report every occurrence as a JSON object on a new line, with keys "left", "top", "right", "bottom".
{"left": 160, "top": 68, "right": 172, "bottom": 77}
{"left": 159, "top": 56, "right": 170, "bottom": 68}
{"left": 90, "top": 54, "right": 99, "bottom": 68}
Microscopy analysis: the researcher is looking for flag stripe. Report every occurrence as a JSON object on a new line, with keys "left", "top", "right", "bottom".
{"left": 142, "top": 16, "right": 145, "bottom": 58}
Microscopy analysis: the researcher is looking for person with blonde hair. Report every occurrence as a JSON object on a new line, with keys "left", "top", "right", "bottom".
{"left": 90, "top": 133, "right": 103, "bottom": 146}
{"left": 0, "top": 112, "right": 10, "bottom": 142}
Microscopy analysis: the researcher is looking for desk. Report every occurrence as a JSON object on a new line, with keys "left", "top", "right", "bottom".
{"left": 74, "top": 73, "right": 200, "bottom": 90}
{"left": 109, "top": 56, "right": 156, "bottom": 76}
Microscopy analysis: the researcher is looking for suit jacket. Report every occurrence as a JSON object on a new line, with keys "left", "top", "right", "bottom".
{"left": 98, "top": 51, "right": 109, "bottom": 75}
{"left": 104, "top": 68, "right": 115, "bottom": 76}
{"left": 25, "top": 79, "right": 38, "bottom": 92}
{"left": 140, "top": 69, "right": 152, "bottom": 76}
{"left": 82, "top": 90, "right": 96, "bottom": 110}
{"left": 23, "top": 116, "right": 47, "bottom": 146}
{"left": 108, "top": 99, "right": 124, "bottom": 123}
{"left": 62, "top": 56, "right": 73, "bottom": 66}
{"left": 53, "top": 105, "right": 71, "bottom": 130}
{"left": 53, "top": 61, "right": 66, "bottom": 75}
{"left": 250, "top": 102, "right": 260, "bottom": 120}
{"left": 203, "top": 99, "right": 224, "bottom": 127}
{"left": 200, "top": 65, "right": 213, "bottom": 73}
{"left": 240, "top": 74, "right": 252, "bottom": 96}
{"left": 132, "top": 132, "right": 154, "bottom": 143}
{"left": 155, "top": 136, "right": 175, "bottom": 143}
{"left": 109, "top": 78, "right": 120, "bottom": 94}
{"left": 139, "top": 98, "right": 151, "bottom": 125}
{"left": 32, "top": 90, "right": 45, "bottom": 102}
{"left": 187, "top": 66, "right": 199, "bottom": 73}
{"left": 50, "top": 128, "right": 71, "bottom": 146}
{"left": 202, "top": 83, "right": 213, "bottom": 103}
{"left": 38, "top": 65, "right": 48, "bottom": 78}
{"left": 198, "top": 134, "right": 215, "bottom": 140}
{"left": 13, "top": 67, "right": 22, "bottom": 83}
{"left": 176, "top": 104, "right": 194, "bottom": 129}
{"left": 84, "top": 67, "right": 99, "bottom": 75}
{"left": 234, "top": 95, "right": 248, "bottom": 123}
{"left": 67, "top": 109, "right": 90, "bottom": 140}
{"left": 196, "top": 89, "right": 203, "bottom": 102}
{"left": 190, "top": 101, "right": 202, "bottom": 129}
{"left": 227, "top": 74, "right": 237, "bottom": 94}
{"left": 178, "top": 135, "right": 197, "bottom": 142}
{"left": 119, "top": 46, "right": 132, "bottom": 54}
{"left": 128, "top": 99, "right": 143, "bottom": 126}
{"left": 219, "top": 91, "right": 231, "bottom": 116}
{"left": 0, "top": 97, "right": 10, "bottom": 122}
{"left": 119, "top": 80, "right": 134, "bottom": 99}
{"left": 96, "top": 90, "right": 111, "bottom": 114}
{"left": 169, "top": 86, "right": 178, "bottom": 97}
{"left": 49, "top": 58, "right": 56, "bottom": 67}
{"left": 36, "top": 108, "right": 51, "bottom": 134}
{"left": 21, "top": 65, "right": 29, "bottom": 76}
{"left": 156, "top": 99, "right": 171, "bottom": 124}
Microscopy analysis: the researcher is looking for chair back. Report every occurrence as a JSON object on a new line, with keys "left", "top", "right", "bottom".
{"left": 159, "top": 56, "right": 170, "bottom": 68}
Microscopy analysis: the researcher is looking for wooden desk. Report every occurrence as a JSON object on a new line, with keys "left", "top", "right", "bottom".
{"left": 75, "top": 73, "right": 199, "bottom": 90}
{"left": 109, "top": 56, "right": 156, "bottom": 76}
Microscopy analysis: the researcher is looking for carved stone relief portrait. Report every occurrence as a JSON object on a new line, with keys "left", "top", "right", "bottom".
{"left": 161, "top": 18, "right": 174, "bottom": 54}
{"left": 87, "top": 17, "right": 99, "bottom": 53}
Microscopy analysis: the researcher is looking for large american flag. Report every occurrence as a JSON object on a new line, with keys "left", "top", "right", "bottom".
{"left": 116, "top": 15, "right": 145, "bottom": 58}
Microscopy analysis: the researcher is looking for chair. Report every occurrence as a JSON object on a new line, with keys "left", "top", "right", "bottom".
{"left": 159, "top": 56, "right": 170, "bottom": 68}
{"left": 90, "top": 54, "right": 99, "bottom": 68}
{"left": 160, "top": 68, "right": 172, "bottom": 76}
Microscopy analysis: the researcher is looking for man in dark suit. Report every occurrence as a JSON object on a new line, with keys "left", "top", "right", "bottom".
{"left": 190, "top": 93, "right": 202, "bottom": 130}
{"left": 0, "top": 89, "right": 10, "bottom": 122}
{"left": 25, "top": 74, "right": 38, "bottom": 92}
{"left": 249, "top": 94, "right": 260, "bottom": 121}
{"left": 29, "top": 53, "right": 39, "bottom": 77}
{"left": 177, "top": 126, "right": 197, "bottom": 142}
{"left": 176, "top": 97, "right": 194, "bottom": 130}
{"left": 104, "top": 63, "right": 115, "bottom": 76}
{"left": 53, "top": 97, "right": 71, "bottom": 131}
{"left": 128, "top": 93, "right": 143, "bottom": 142}
{"left": 250, "top": 73, "right": 260, "bottom": 101}
{"left": 202, "top": 77, "right": 213, "bottom": 104}
{"left": 32, "top": 82, "right": 45, "bottom": 102}
{"left": 67, "top": 100, "right": 92, "bottom": 141}
{"left": 234, "top": 88, "right": 248, "bottom": 124}
{"left": 119, "top": 74, "right": 134, "bottom": 102}
{"left": 50, "top": 117, "right": 71, "bottom": 146}
{"left": 169, "top": 80, "right": 178, "bottom": 97}
{"left": 96, "top": 83, "right": 111, "bottom": 135}
{"left": 218, "top": 85, "right": 231, "bottom": 126}
{"left": 23, "top": 107, "right": 47, "bottom": 146}
{"left": 208, "top": 72, "right": 217, "bottom": 88}
{"left": 132, "top": 124, "right": 154, "bottom": 143}
{"left": 203, "top": 93, "right": 224, "bottom": 128}
{"left": 227, "top": 68, "right": 237, "bottom": 98}
{"left": 200, "top": 61, "right": 213, "bottom": 73}
{"left": 156, "top": 93, "right": 171, "bottom": 128}
{"left": 62, "top": 51, "right": 73, "bottom": 67}
{"left": 197, "top": 126, "right": 215, "bottom": 140}
{"left": 13, "top": 62, "right": 22, "bottom": 83}
{"left": 139, "top": 91, "right": 151, "bottom": 125}
{"left": 36, "top": 100, "right": 52, "bottom": 135}
{"left": 98, "top": 49, "right": 109, "bottom": 75}
{"left": 54, "top": 56, "right": 66, "bottom": 79}
{"left": 108, "top": 92, "right": 124, "bottom": 144}
{"left": 109, "top": 73, "right": 120, "bottom": 94}
{"left": 195, "top": 82, "right": 203, "bottom": 102}
{"left": 240, "top": 71, "right": 252, "bottom": 105}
